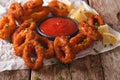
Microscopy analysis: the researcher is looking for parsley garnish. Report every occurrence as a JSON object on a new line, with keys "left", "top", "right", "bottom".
{"left": 70, "top": 68, "right": 75, "bottom": 73}
{"left": 95, "top": 22, "right": 99, "bottom": 26}
{"left": 51, "top": 60, "right": 58, "bottom": 64}
{"left": 81, "top": 39, "right": 87, "bottom": 44}
{"left": 93, "top": 48, "right": 99, "bottom": 53}
{"left": 4, "top": 24, "right": 9, "bottom": 29}
{"left": 58, "top": 75, "right": 64, "bottom": 80}
{"left": 66, "top": 78, "right": 71, "bottom": 80}
{"left": 34, "top": 76, "right": 39, "bottom": 80}
{"left": 94, "top": 22, "right": 99, "bottom": 30}
{"left": 32, "top": 12, "right": 36, "bottom": 16}
{"left": 29, "top": 18, "right": 33, "bottom": 22}
{"left": 39, "top": 45, "right": 44, "bottom": 49}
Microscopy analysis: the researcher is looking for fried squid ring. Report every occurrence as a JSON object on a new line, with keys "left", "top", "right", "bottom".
{"left": 23, "top": 4, "right": 42, "bottom": 16}
{"left": 0, "top": 15, "right": 16, "bottom": 39}
{"left": 70, "top": 33, "right": 92, "bottom": 54}
{"left": 18, "top": 7, "right": 49, "bottom": 24}
{"left": 54, "top": 36, "right": 75, "bottom": 64}
{"left": 13, "top": 29, "right": 36, "bottom": 56}
{"left": 48, "top": 0, "right": 68, "bottom": 16}
{"left": 23, "top": 0, "right": 43, "bottom": 9}
{"left": 12, "top": 20, "right": 36, "bottom": 41}
{"left": 7, "top": 2, "right": 24, "bottom": 19}
{"left": 30, "top": 7, "right": 50, "bottom": 22}
{"left": 79, "top": 21, "right": 102, "bottom": 41}
{"left": 87, "top": 14, "right": 104, "bottom": 27}
{"left": 34, "top": 35, "right": 54, "bottom": 59}
{"left": 23, "top": 40, "right": 44, "bottom": 70}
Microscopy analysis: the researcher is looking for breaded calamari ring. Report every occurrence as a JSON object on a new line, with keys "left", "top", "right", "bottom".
{"left": 13, "top": 29, "right": 36, "bottom": 56}
{"left": 54, "top": 36, "right": 75, "bottom": 64}
{"left": 18, "top": 7, "right": 49, "bottom": 24}
{"left": 79, "top": 21, "right": 102, "bottom": 41}
{"left": 7, "top": 2, "right": 24, "bottom": 19}
{"left": 23, "top": 0, "right": 43, "bottom": 9}
{"left": 48, "top": 0, "right": 68, "bottom": 16}
{"left": 70, "top": 33, "right": 92, "bottom": 54}
{"left": 12, "top": 20, "right": 36, "bottom": 41}
{"left": 0, "top": 15, "right": 16, "bottom": 39}
{"left": 87, "top": 14, "right": 104, "bottom": 27}
{"left": 23, "top": 2, "right": 42, "bottom": 15}
{"left": 34, "top": 35, "right": 54, "bottom": 59}
{"left": 30, "top": 7, "right": 50, "bottom": 22}
{"left": 23, "top": 40, "right": 44, "bottom": 70}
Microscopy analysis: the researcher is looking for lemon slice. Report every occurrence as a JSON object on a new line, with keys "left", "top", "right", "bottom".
{"left": 70, "top": 12, "right": 87, "bottom": 22}
{"left": 98, "top": 25, "right": 109, "bottom": 34}
{"left": 68, "top": 5, "right": 84, "bottom": 17}
{"left": 68, "top": 6, "right": 87, "bottom": 22}
{"left": 102, "top": 33, "right": 118, "bottom": 45}
{"left": 83, "top": 10, "right": 94, "bottom": 17}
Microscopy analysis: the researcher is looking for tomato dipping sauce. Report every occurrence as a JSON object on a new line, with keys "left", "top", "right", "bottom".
{"left": 39, "top": 17, "right": 77, "bottom": 37}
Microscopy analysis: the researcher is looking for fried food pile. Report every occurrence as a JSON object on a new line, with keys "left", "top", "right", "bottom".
{"left": 0, "top": 0, "right": 105, "bottom": 70}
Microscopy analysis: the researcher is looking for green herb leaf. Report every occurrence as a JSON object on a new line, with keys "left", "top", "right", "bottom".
{"left": 70, "top": 68, "right": 75, "bottom": 73}
{"left": 66, "top": 78, "right": 71, "bottom": 80}
{"left": 81, "top": 39, "right": 87, "bottom": 44}
{"left": 94, "top": 22, "right": 99, "bottom": 30}
{"left": 32, "top": 12, "right": 36, "bottom": 16}
{"left": 93, "top": 48, "right": 99, "bottom": 53}
{"left": 34, "top": 76, "right": 39, "bottom": 80}
{"left": 4, "top": 24, "right": 9, "bottom": 29}
{"left": 95, "top": 22, "right": 99, "bottom": 26}
{"left": 51, "top": 60, "right": 58, "bottom": 64}
{"left": 58, "top": 75, "right": 64, "bottom": 80}
{"left": 90, "top": 63, "right": 94, "bottom": 68}
{"left": 29, "top": 18, "right": 33, "bottom": 22}
{"left": 39, "top": 45, "right": 44, "bottom": 49}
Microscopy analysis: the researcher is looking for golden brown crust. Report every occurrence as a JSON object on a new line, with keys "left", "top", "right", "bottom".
{"left": 54, "top": 36, "right": 75, "bottom": 64}
{"left": 23, "top": 0, "right": 43, "bottom": 9}
{"left": 7, "top": 2, "right": 24, "bottom": 19}
{"left": 23, "top": 40, "right": 44, "bottom": 70}
{"left": 34, "top": 35, "right": 55, "bottom": 59}
{"left": 70, "top": 33, "right": 92, "bottom": 54}
{"left": 87, "top": 14, "right": 104, "bottom": 27}
{"left": 13, "top": 29, "right": 36, "bottom": 56}
{"left": 79, "top": 21, "right": 102, "bottom": 41}
{"left": 12, "top": 20, "right": 37, "bottom": 56}
{"left": 48, "top": 0, "right": 68, "bottom": 16}
{"left": 0, "top": 15, "right": 16, "bottom": 39}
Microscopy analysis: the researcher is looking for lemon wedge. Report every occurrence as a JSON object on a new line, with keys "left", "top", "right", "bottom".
{"left": 68, "top": 6, "right": 87, "bottom": 22}
{"left": 98, "top": 25, "right": 109, "bottom": 34}
{"left": 102, "top": 33, "right": 118, "bottom": 45}
{"left": 70, "top": 12, "right": 87, "bottom": 22}
{"left": 83, "top": 10, "right": 94, "bottom": 17}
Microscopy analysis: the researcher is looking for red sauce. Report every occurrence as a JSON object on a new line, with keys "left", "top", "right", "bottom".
{"left": 40, "top": 17, "right": 77, "bottom": 36}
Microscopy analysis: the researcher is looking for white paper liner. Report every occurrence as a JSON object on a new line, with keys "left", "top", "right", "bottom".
{"left": 0, "top": 0, "right": 120, "bottom": 72}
